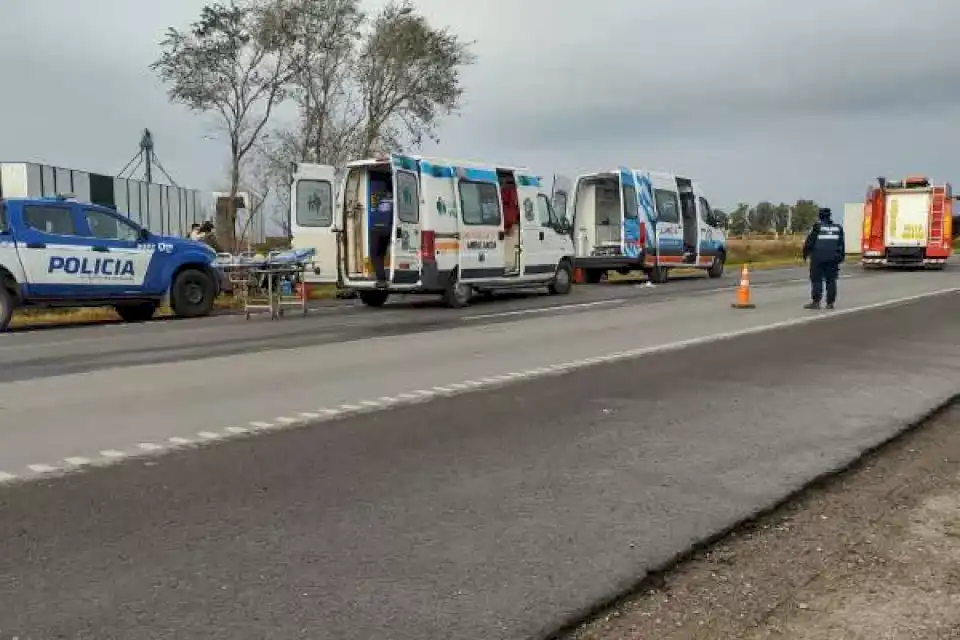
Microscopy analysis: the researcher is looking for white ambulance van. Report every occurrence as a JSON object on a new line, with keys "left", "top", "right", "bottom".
{"left": 291, "top": 153, "right": 576, "bottom": 308}
{"left": 569, "top": 167, "right": 727, "bottom": 283}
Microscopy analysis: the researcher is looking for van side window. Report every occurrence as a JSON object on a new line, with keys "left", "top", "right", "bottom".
{"left": 460, "top": 181, "right": 501, "bottom": 226}
{"left": 654, "top": 189, "right": 680, "bottom": 224}
{"left": 622, "top": 184, "right": 639, "bottom": 219}
{"left": 536, "top": 194, "right": 556, "bottom": 226}
{"left": 395, "top": 170, "right": 419, "bottom": 223}
{"left": 23, "top": 205, "right": 77, "bottom": 235}
{"left": 699, "top": 197, "right": 714, "bottom": 225}
{"left": 296, "top": 179, "right": 333, "bottom": 227}
{"left": 553, "top": 192, "right": 568, "bottom": 221}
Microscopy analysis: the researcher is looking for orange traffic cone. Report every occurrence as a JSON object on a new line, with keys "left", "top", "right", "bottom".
{"left": 731, "top": 264, "right": 755, "bottom": 309}
{"left": 573, "top": 268, "right": 585, "bottom": 284}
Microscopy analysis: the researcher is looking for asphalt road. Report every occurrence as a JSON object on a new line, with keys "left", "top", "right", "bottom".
{"left": 1, "top": 285, "right": 959, "bottom": 639}
{"left": 0, "top": 266, "right": 882, "bottom": 382}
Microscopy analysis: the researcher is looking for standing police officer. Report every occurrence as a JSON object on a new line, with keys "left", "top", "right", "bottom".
{"left": 802, "top": 207, "right": 845, "bottom": 309}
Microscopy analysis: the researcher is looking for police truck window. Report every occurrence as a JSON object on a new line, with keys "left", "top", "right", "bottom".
{"left": 23, "top": 205, "right": 76, "bottom": 235}
{"left": 296, "top": 180, "right": 333, "bottom": 227}
{"left": 84, "top": 209, "right": 139, "bottom": 242}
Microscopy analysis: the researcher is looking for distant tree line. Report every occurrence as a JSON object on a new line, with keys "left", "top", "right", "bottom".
{"left": 711, "top": 200, "right": 822, "bottom": 237}
{"left": 151, "top": 0, "right": 475, "bottom": 249}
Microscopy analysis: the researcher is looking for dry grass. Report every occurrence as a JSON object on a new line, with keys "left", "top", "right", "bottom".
{"left": 10, "top": 284, "right": 339, "bottom": 330}
{"left": 726, "top": 235, "right": 805, "bottom": 265}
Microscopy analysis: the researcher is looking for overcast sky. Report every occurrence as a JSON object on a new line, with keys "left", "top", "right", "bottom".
{"left": 3, "top": 0, "right": 960, "bottom": 219}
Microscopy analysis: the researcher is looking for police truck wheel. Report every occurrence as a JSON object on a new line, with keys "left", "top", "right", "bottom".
{"left": 0, "top": 286, "right": 14, "bottom": 333}
{"left": 549, "top": 261, "right": 573, "bottom": 295}
{"left": 171, "top": 268, "right": 216, "bottom": 318}
{"left": 114, "top": 302, "right": 157, "bottom": 323}
{"left": 359, "top": 290, "right": 389, "bottom": 307}
{"left": 707, "top": 255, "right": 725, "bottom": 278}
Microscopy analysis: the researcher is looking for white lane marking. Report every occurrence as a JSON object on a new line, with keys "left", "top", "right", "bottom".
{"left": 462, "top": 298, "right": 624, "bottom": 321}
{"left": 6, "top": 285, "right": 955, "bottom": 486}
{"left": 298, "top": 412, "right": 320, "bottom": 419}
{"left": 138, "top": 443, "right": 163, "bottom": 452}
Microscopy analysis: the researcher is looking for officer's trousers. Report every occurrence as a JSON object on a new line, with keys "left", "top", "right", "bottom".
{"left": 370, "top": 227, "right": 392, "bottom": 284}
{"left": 809, "top": 260, "right": 839, "bottom": 304}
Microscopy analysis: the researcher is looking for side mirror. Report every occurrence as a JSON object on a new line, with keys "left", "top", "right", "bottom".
{"left": 138, "top": 228, "right": 150, "bottom": 242}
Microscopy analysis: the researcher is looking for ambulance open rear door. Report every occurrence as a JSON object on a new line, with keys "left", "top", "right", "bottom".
{"left": 290, "top": 163, "right": 339, "bottom": 283}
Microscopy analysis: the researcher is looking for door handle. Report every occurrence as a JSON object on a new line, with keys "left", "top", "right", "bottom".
{"left": 498, "top": 231, "right": 505, "bottom": 240}
{"left": 395, "top": 227, "right": 403, "bottom": 239}
{"left": 26, "top": 242, "right": 46, "bottom": 249}
{"left": 539, "top": 231, "right": 545, "bottom": 241}
{"left": 91, "top": 246, "right": 109, "bottom": 252}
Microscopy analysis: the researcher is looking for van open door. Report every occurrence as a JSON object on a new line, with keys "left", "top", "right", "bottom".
{"left": 290, "top": 163, "right": 339, "bottom": 283}
{"left": 618, "top": 167, "right": 641, "bottom": 259}
{"left": 389, "top": 153, "right": 422, "bottom": 284}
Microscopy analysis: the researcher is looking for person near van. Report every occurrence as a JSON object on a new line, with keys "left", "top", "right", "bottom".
{"left": 802, "top": 207, "right": 845, "bottom": 310}
{"left": 370, "top": 196, "right": 394, "bottom": 288}
{"left": 187, "top": 223, "right": 201, "bottom": 240}
{"left": 195, "top": 221, "right": 224, "bottom": 253}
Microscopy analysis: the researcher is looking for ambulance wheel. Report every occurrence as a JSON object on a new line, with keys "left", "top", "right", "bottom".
{"left": 359, "top": 290, "right": 389, "bottom": 307}
{"left": 549, "top": 261, "right": 574, "bottom": 295}
{"left": 171, "top": 268, "right": 216, "bottom": 318}
{"left": 648, "top": 266, "right": 669, "bottom": 284}
{"left": 0, "top": 286, "right": 14, "bottom": 332}
{"left": 442, "top": 277, "right": 472, "bottom": 308}
{"left": 114, "top": 301, "right": 157, "bottom": 323}
{"left": 707, "top": 255, "right": 725, "bottom": 278}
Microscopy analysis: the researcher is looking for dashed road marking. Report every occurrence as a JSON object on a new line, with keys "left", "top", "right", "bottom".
{"left": 4, "top": 285, "right": 955, "bottom": 486}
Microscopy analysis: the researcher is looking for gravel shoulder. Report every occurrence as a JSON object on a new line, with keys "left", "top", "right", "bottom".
{"left": 564, "top": 404, "right": 960, "bottom": 640}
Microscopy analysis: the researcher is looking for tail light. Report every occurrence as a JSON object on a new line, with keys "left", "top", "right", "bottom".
{"left": 420, "top": 230, "right": 436, "bottom": 262}
{"left": 638, "top": 222, "right": 646, "bottom": 246}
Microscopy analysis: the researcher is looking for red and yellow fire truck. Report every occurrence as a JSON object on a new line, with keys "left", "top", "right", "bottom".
{"left": 861, "top": 176, "right": 953, "bottom": 268}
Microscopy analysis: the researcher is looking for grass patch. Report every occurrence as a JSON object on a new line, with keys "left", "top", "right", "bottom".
{"left": 10, "top": 283, "right": 339, "bottom": 330}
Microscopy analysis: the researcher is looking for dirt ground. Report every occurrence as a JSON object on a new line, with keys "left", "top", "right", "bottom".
{"left": 564, "top": 405, "right": 960, "bottom": 640}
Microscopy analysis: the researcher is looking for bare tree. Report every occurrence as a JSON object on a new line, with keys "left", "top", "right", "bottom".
{"left": 151, "top": 0, "right": 300, "bottom": 251}
{"left": 353, "top": 0, "right": 476, "bottom": 156}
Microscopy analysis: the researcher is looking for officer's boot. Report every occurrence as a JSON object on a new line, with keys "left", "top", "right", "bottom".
{"left": 803, "top": 301, "right": 821, "bottom": 310}
{"left": 825, "top": 303, "right": 835, "bottom": 310}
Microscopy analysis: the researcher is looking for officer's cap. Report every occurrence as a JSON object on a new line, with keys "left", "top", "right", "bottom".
{"left": 818, "top": 207, "right": 832, "bottom": 219}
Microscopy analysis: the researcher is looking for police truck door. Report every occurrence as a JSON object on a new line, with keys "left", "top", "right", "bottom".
{"left": 79, "top": 206, "right": 154, "bottom": 295}
{"left": 290, "top": 163, "right": 338, "bottom": 283}
{"left": 390, "top": 154, "right": 421, "bottom": 284}
{"left": 14, "top": 201, "right": 99, "bottom": 299}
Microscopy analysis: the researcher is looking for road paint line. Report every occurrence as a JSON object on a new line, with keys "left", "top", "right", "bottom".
{"left": 197, "top": 431, "right": 221, "bottom": 440}
{"left": 138, "top": 443, "right": 163, "bottom": 452}
{"left": 462, "top": 298, "right": 624, "bottom": 321}
{"left": 27, "top": 464, "right": 57, "bottom": 473}
{"left": 274, "top": 416, "right": 298, "bottom": 425}
{"left": 447, "top": 383, "right": 470, "bottom": 390}
{"left": 169, "top": 437, "right": 193, "bottom": 445}
{"left": 378, "top": 396, "right": 398, "bottom": 403}
{"left": 0, "top": 471, "right": 16, "bottom": 482}
{"left": 298, "top": 412, "right": 320, "bottom": 419}
{"left": 360, "top": 400, "right": 382, "bottom": 407}
{"left": 63, "top": 457, "right": 91, "bottom": 466}
{"left": 431, "top": 386, "right": 454, "bottom": 393}
{"left": 100, "top": 450, "right": 126, "bottom": 459}
{"left": 412, "top": 390, "right": 435, "bottom": 397}
{"left": 340, "top": 404, "right": 363, "bottom": 411}
{"left": 249, "top": 421, "right": 274, "bottom": 429}
{"left": 319, "top": 408, "right": 342, "bottom": 416}
{"left": 395, "top": 393, "right": 420, "bottom": 399}
{"left": 225, "top": 426, "right": 249, "bottom": 434}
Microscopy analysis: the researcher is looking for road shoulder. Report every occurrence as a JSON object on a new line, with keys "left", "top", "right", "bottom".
{"left": 565, "top": 404, "right": 960, "bottom": 639}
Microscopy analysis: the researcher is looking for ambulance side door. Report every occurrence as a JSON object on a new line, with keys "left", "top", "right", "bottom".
{"left": 650, "top": 174, "right": 683, "bottom": 261}
{"left": 456, "top": 167, "right": 502, "bottom": 279}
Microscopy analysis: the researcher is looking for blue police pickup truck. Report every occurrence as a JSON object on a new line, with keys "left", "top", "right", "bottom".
{"left": 0, "top": 195, "right": 222, "bottom": 331}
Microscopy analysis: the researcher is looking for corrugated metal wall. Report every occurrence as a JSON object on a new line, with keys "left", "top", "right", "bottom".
{"left": 0, "top": 161, "right": 222, "bottom": 239}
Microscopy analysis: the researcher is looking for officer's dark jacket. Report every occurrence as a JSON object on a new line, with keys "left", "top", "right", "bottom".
{"left": 802, "top": 220, "right": 845, "bottom": 263}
